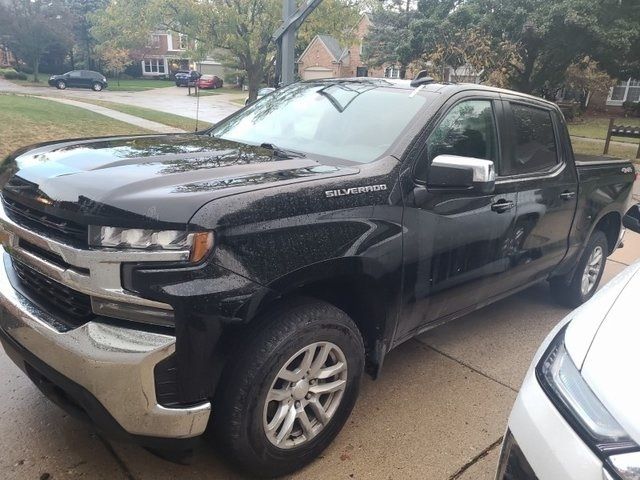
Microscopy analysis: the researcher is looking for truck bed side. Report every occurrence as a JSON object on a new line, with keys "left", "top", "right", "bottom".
{"left": 556, "top": 155, "right": 635, "bottom": 277}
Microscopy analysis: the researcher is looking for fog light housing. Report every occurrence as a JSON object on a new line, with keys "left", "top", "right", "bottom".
{"left": 91, "top": 297, "right": 175, "bottom": 327}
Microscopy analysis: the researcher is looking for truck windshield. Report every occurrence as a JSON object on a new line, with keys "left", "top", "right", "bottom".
{"left": 209, "top": 81, "right": 433, "bottom": 163}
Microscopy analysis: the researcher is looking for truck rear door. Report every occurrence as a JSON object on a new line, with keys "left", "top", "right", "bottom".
{"left": 495, "top": 97, "right": 578, "bottom": 288}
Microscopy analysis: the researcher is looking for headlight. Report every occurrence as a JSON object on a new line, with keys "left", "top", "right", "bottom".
{"left": 537, "top": 327, "right": 640, "bottom": 479}
{"left": 89, "top": 226, "right": 213, "bottom": 262}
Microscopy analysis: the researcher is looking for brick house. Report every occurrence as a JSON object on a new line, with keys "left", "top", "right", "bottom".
{"left": 139, "top": 31, "right": 194, "bottom": 78}
{"left": 297, "top": 13, "right": 388, "bottom": 80}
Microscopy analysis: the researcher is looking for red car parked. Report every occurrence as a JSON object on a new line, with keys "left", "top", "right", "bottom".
{"left": 196, "top": 74, "right": 223, "bottom": 89}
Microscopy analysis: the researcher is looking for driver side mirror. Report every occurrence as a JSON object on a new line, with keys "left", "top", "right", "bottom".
{"left": 427, "top": 155, "right": 496, "bottom": 195}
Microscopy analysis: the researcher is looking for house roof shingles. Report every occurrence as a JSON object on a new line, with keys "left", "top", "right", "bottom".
{"left": 317, "top": 35, "right": 345, "bottom": 61}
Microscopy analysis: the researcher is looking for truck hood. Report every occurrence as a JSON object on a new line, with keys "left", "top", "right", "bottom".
{"left": 2, "top": 134, "right": 358, "bottom": 227}
{"left": 566, "top": 263, "right": 640, "bottom": 446}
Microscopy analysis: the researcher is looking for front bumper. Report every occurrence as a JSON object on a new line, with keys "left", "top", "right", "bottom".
{"left": 497, "top": 367, "right": 604, "bottom": 479}
{"left": 0, "top": 248, "right": 211, "bottom": 441}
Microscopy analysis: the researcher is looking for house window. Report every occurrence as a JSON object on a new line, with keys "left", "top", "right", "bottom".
{"left": 151, "top": 34, "right": 161, "bottom": 48}
{"left": 143, "top": 59, "right": 166, "bottom": 74}
{"left": 384, "top": 66, "right": 400, "bottom": 79}
{"left": 179, "top": 34, "right": 188, "bottom": 50}
{"left": 608, "top": 79, "right": 640, "bottom": 105}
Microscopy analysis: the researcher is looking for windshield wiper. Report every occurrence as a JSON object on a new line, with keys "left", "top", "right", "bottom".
{"left": 260, "top": 143, "right": 306, "bottom": 159}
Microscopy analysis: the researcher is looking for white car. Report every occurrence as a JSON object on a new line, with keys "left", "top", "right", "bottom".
{"left": 497, "top": 260, "right": 640, "bottom": 480}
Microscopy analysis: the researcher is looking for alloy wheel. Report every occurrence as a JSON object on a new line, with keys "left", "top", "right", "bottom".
{"left": 581, "top": 245, "right": 603, "bottom": 296}
{"left": 263, "top": 341, "right": 347, "bottom": 449}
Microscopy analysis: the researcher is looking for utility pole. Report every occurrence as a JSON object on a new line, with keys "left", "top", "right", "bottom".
{"left": 273, "top": 0, "right": 324, "bottom": 86}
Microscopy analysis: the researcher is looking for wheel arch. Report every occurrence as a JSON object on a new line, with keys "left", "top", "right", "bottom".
{"left": 233, "top": 257, "right": 398, "bottom": 378}
{"left": 592, "top": 210, "right": 622, "bottom": 255}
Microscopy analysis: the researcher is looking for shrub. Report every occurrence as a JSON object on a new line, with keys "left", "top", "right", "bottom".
{"left": 16, "top": 65, "right": 33, "bottom": 74}
{"left": 0, "top": 69, "right": 28, "bottom": 80}
{"left": 622, "top": 101, "right": 640, "bottom": 118}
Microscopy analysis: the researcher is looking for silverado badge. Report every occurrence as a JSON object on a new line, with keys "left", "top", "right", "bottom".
{"left": 325, "top": 184, "right": 388, "bottom": 198}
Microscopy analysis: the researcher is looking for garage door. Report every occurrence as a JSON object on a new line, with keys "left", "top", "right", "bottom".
{"left": 303, "top": 67, "right": 333, "bottom": 80}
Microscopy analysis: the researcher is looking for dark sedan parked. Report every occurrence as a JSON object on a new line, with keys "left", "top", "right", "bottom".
{"left": 48, "top": 70, "right": 108, "bottom": 91}
{"left": 174, "top": 70, "right": 201, "bottom": 87}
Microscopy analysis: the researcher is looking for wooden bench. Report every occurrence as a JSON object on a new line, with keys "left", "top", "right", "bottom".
{"left": 604, "top": 118, "right": 640, "bottom": 158}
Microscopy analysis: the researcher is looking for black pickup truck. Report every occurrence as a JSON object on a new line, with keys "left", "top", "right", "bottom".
{"left": 0, "top": 79, "right": 635, "bottom": 476}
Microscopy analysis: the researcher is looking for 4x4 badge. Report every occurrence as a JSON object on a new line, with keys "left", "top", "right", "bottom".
{"left": 325, "top": 184, "right": 388, "bottom": 198}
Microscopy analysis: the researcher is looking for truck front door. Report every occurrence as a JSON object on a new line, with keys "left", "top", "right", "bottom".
{"left": 497, "top": 98, "right": 578, "bottom": 287}
{"left": 396, "top": 93, "right": 519, "bottom": 340}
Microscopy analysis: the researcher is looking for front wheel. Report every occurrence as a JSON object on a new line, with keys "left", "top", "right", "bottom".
{"left": 550, "top": 230, "right": 608, "bottom": 307}
{"left": 92, "top": 82, "right": 103, "bottom": 92}
{"left": 56, "top": 80, "right": 66, "bottom": 90}
{"left": 213, "top": 299, "right": 364, "bottom": 477}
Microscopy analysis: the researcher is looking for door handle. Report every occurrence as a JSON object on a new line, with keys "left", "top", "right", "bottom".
{"left": 491, "top": 199, "right": 515, "bottom": 213}
{"left": 560, "top": 191, "right": 576, "bottom": 200}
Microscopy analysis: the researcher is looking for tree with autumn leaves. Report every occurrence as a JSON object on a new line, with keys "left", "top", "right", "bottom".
{"left": 365, "top": 0, "right": 640, "bottom": 97}
{"left": 90, "top": 0, "right": 363, "bottom": 101}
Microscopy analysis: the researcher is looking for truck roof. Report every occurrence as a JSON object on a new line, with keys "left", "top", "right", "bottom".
{"left": 303, "top": 77, "right": 558, "bottom": 109}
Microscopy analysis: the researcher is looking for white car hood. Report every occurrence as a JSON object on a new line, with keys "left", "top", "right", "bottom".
{"left": 577, "top": 263, "right": 640, "bottom": 445}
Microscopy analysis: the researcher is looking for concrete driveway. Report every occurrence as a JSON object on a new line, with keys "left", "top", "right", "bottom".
{"left": 0, "top": 78, "right": 241, "bottom": 124}
{"left": 1, "top": 227, "right": 639, "bottom": 480}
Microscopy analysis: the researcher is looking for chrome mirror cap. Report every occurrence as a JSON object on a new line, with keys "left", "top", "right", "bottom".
{"left": 431, "top": 155, "right": 496, "bottom": 183}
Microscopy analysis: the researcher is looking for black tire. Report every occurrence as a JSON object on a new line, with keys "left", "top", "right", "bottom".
{"left": 212, "top": 299, "right": 365, "bottom": 477}
{"left": 92, "top": 82, "right": 103, "bottom": 92}
{"left": 550, "top": 230, "right": 608, "bottom": 307}
{"left": 56, "top": 80, "right": 66, "bottom": 90}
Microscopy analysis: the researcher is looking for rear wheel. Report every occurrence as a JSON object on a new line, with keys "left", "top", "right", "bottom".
{"left": 550, "top": 230, "right": 608, "bottom": 307}
{"left": 213, "top": 299, "right": 364, "bottom": 477}
{"left": 56, "top": 80, "right": 66, "bottom": 90}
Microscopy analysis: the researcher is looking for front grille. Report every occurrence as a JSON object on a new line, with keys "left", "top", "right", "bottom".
{"left": 11, "top": 258, "right": 94, "bottom": 327}
{"left": 3, "top": 197, "right": 87, "bottom": 245}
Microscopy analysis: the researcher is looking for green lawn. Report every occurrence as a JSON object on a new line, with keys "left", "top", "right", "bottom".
{"left": 0, "top": 94, "right": 150, "bottom": 162}
{"left": 571, "top": 136, "right": 639, "bottom": 159}
{"left": 5, "top": 73, "right": 46, "bottom": 87}
{"left": 76, "top": 99, "right": 212, "bottom": 131}
{"left": 194, "top": 86, "right": 243, "bottom": 96}
{"left": 568, "top": 115, "right": 640, "bottom": 160}
{"left": 569, "top": 116, "right": 640, "bottom": 144}
{"left": 106, "top": 78, "right": 174, "bottom": 91}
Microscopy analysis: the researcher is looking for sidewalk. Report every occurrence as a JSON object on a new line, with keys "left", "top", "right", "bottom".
{"left": 38, "top": 97, "right": 186, "bottom": 134}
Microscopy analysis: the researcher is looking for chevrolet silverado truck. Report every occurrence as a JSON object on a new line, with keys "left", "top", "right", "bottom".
{"left": 0, "top": 79, "right": 635, "bottom": 477}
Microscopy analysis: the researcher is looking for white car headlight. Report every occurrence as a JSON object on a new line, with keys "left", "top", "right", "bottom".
{"left": 538, "top": 327, "right": 640, "bottom": 479}
{"left": 89, "top": 226, "right": 213, "bottom": 262}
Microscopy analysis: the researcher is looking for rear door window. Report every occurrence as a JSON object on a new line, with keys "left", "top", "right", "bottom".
{"left": 504, "top": 103, "right": 558, "bottom": 175}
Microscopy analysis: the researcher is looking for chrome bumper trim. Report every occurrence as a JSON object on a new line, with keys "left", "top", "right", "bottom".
{"left": 0, "top": 201, "right": 187, "bottom": 310}
{"left": 0, "top": 247, "right": 211, "bottom": 438}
